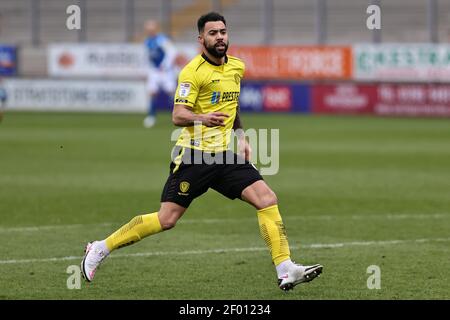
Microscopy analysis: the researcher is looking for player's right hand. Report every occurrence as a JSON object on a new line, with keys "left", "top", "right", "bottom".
{"left": 201, "top": 112, "right": 229, "bottom": 127}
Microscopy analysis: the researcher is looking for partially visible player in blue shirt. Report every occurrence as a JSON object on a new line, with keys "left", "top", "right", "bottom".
{"left": 0, "top": 78, "right": 7, "bottom": 123}
{"left": 143, "top": 20, "right": 177, "bottom": 128}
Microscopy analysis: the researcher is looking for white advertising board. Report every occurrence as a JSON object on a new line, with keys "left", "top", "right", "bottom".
{"left": 4, "top": 79, "right": 147, "bottom": 112}
{"left": 48, "top": 43, "right": 149, "bottom": 78}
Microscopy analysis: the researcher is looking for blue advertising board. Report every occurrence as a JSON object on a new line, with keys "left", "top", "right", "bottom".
{"left": 153, "top": 81, "right": 312, "bottom": 113}
{"left": 240, "top": 81, "right": 311, "bottom": 113}
{"left": 0, "top": 45, "right": 18, "bottom": 76}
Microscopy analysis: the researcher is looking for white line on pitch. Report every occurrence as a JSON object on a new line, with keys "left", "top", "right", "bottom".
{"left": 0, "top": 213, "right": 448, "bottom": 234}
{"left": 0, "top": 223, "right": 114, "bottom": 233}
{"left": 0, "top": 237, "right": 449, "bottom": 265}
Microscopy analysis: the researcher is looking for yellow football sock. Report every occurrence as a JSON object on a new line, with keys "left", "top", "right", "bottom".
{"left": 105, "top": 212, "right": 162, "bottom": 252}
{"left": 257, "top": 205, "right": 291, "bottom": 266}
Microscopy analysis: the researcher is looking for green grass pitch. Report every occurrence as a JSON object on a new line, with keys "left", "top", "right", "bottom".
{"left": 0, "top": 111, "right": 449, "bottom": 299}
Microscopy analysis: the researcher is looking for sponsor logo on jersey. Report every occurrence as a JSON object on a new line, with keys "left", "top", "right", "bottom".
{"left": 210, "top": 91, "right": 240, "bottom": 105}
{"left": 221, "top": 91, "right": 240, "bottom": 102}
{"left": 211, "top": 91, "right": 221, "bottom": 104}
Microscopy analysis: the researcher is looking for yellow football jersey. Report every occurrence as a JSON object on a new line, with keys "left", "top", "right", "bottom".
{"left": 173, "top": 53, "right": 244, "bottom": 152}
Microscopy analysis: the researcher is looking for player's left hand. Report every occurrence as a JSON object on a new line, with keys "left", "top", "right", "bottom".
{"left": 238, "top": 139, "right": 251, "bottom": 161}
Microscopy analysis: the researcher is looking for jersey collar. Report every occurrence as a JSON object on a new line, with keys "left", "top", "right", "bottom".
{"left": 201, "top": 53, "right": 228, "bottom": 66}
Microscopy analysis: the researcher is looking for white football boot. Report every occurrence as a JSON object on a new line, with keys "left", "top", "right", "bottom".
{"left": 81, "top": 241, "right": 109, "bottom": 282}
{"left": 143, "top": 116, "right": 156, "bottom": 128}
{"left": 278, "top": 263, "right": 323, "bottom": 291}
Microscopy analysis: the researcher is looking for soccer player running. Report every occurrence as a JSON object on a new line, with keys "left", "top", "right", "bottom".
{"left": 81, "top": 12, "right": 322, "bottom": 291}
{"left": 143, "top": 19, "right": 177, "bottom": 128}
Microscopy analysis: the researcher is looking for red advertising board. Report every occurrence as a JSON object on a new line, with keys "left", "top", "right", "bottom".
{"left": 312, "top": 83, "right": 450, "bottom": 117}
{"left": 229, "top": 46, "right": 352, "bottom": 80}
{"left": 375, "top": 84, "right": 450, "bottom": 117}
{"left": 312, "top": 84, "right": 377, "bottom": 114}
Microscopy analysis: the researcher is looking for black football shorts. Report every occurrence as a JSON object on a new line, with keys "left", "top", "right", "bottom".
{"left": 160, "top": 146, "right": 263, "bottom": 208}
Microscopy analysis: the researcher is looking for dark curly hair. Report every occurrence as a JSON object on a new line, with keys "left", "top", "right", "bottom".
{"left": 197, "top": 12, "right": 226, "bottom": 33}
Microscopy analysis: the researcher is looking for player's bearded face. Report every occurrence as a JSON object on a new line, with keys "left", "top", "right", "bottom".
{"left": 204, "top": 37, "right": 229, "bottom": 58}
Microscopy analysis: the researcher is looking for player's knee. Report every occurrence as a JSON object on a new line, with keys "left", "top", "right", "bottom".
{"left": 158, "top": 208, "right": 182, "bottom": 230}
{"left": 159, "top": 216, "right": 178, "bottom": 230}
{"left": 258, "top": 190, "right": 278, "bottom": 209}
{"left": 160, "top": 221, "right": 176, "bottom": 230}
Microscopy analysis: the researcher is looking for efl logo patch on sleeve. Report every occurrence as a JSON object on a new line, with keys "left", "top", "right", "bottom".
{"left": 179, "top": 83, "right": 191, "bottom": 97}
